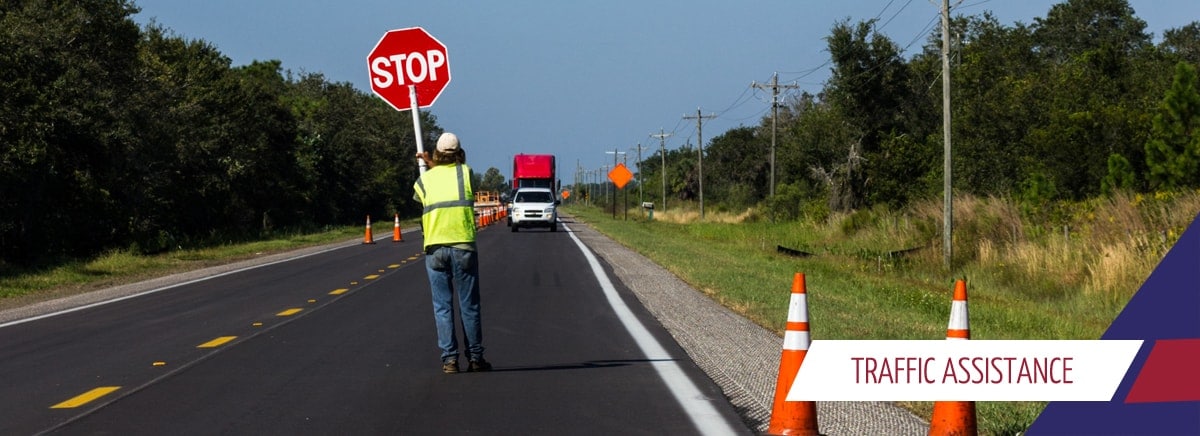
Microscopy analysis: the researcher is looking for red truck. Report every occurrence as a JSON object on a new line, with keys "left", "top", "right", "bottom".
{"left": 511, "top": 154, "right": 557, "bottom": 191}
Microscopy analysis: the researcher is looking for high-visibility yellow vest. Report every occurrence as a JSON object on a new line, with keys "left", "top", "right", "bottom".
{"left": 414, "top": 163, "right": 476, "bottom": 250}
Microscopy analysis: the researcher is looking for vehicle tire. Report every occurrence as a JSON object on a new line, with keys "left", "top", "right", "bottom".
{"left": 550, "top": 222, "right": 557, "bottom": 232}
{"left": 511, "top": 224, "right": 518, "bottom": 232}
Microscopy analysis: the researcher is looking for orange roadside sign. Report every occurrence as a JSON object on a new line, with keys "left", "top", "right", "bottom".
{"left": 608, "top": 163, "right": 634, "bottom": 189}
{"left": 561, "top": 190, "right": 571, "bottom": 199}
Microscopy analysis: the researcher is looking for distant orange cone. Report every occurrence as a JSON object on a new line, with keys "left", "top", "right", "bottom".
{"left": 766, "top": 272, "right": 819, "bottom": 436}
{"left": 363, "top": 215, "right": 375, "bottom": 245}
{"left": 392, "top": 213, "right": 403, "bottom": 242}
{"left": 929, "top": 280, "right": 977, "bottom": 436}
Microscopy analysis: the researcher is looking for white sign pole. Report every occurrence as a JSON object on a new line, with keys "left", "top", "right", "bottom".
{"left": 409, "top": 85, "right": 427, "bottom": 174}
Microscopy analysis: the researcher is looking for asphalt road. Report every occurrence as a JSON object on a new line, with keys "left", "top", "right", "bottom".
{"left": 0, "top": 214, "right": 929, "bottom": 435}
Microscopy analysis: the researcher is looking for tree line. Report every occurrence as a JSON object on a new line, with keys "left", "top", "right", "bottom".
{"left": 626, "top": 0, "right": 1199, "bottom": 222}
{"left": 4, "top": 0, "right": 1199, "bottom": 268}
{"left": 1, "top": 0, "right": 440, "bottom": 266}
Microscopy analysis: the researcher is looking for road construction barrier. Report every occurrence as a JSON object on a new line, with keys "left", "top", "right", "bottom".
{"left": 767, "top": 272, "right": 819, "bottom": 436}
{"left": 363, "top": 215, "right": 375, "bottom": 245}
{"left": 929, "top": 280, "right": 978, "bottom": 436}
{"left": 393, "top": 213, "right": 403, "bottom": 242}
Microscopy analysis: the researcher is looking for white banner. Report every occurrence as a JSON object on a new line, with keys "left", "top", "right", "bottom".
{"left": 787, "top": 340, "right": 1143, "bottom": 401}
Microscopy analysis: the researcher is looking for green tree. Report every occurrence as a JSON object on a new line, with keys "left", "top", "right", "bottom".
{"left": 823, "top": 19, "right": 914, "bottom": 210}
{"left": 919, "top": 14, "right": 1044, "bottom": 196}
{"left": 705, "top": 126, "right": 766, "bottom": 209}
{"left": 1100, "top": 153, "right": 1137, "bottom": 195}
{"left": 1028, "top": 0, "right": 1154, "bottom": 199}
{"left": 780, "top": 93, "right": 857, "bottom": 213}
{"left": 0, "top": 0, "right": 142, "bottom": 263}
{"left": 1145, "top": 62, "right": 1200, "bottom": 190}
{"left": 1161, "top": 23, "right": 1200, "bottom": 65}
{"left": 479, "top": 167, "right": 509, "bottom": 194}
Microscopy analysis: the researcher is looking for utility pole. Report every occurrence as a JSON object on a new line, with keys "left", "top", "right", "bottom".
{"left": 600, "top": 165, "right": 608, "bottom": 211}
{"left": 633, "top": 143, "right": 646, "bottom": 217}
{"left": 623, "top": 152, "right": 629, "bottom": 221}
{"left": 683, "top": 108, "right": 716, "bottom": 219}
{"left": 941, "top": 0, "right": 954, "bottom": 271}
{"left": 651, "top": 128, "right": 672, "bottom": 211}
{"left": 752, "top": 72, "right": 798, "bottom": 197}
{"left": 605, "top": 149, "right": 625, "bottom": 219}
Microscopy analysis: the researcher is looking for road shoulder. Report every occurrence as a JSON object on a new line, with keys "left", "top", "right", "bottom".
{"left": 565, "top": 215, "right": 930, "bottom": 435}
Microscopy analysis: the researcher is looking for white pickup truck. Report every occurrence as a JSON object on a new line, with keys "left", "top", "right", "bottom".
{"left": 508, "top": 187, "right": 559, "bottom": 232}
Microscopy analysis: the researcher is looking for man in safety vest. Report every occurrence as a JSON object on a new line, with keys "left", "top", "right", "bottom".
{"left": 413, "top": 132, "right": 490, "bottom": 374}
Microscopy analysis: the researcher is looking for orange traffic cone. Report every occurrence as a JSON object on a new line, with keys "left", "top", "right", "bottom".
{"left": 392, "top": 213, "right": 403, "bottom": 242}
{"left": 929, "top": 280, "right": 977, "bottom": 436}
{"left": 766, "top": 272, "right": 819, "bottom": 436}
{"left": 363, "top": 215, "right": 375, "bottom": 245}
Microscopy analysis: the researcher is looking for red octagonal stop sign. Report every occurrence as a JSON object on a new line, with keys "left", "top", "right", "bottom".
{"left": 367, "top": 27, "right": 451, "bottom": 111}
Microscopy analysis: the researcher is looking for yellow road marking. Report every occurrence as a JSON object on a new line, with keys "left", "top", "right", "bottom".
{"left": 252, "top": 322, "right": 263, "bottom": 327}
{"left": 407, "top": 256, "right": 420, "bottom": 261}
{"left": 197, "top": 336, "right": 237, "bottom": 348}
{"left": 388, "top": 264, "right": 400, "bottom": 269}
{"left": 51, "top": 386, "right": 120, "bottom": 409}
{"left": 350, "top": 281, "right": 359, "bottom": 285}
{"left": 329, "top": 288, "right": 349, "bottom": 295}
{"left": 307, "top": 299, "right": 317, "bottom": 303}
{"left": 277, "top": 308, "right": 303, "bottom": 316}
{"left": 364, "top": 274, "right": 380, "bottom": 280}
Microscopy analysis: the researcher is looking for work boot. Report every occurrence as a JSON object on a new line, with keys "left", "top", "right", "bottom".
{"left": 442, "top": 359, "right": 458, "bottom": 374}
{"left": 468, "top": 358, "right": 492, "bottom": 372}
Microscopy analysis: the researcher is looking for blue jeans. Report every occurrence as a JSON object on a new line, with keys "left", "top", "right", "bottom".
{"left": 424, "top": 246, "right": 484, "bottom": 363}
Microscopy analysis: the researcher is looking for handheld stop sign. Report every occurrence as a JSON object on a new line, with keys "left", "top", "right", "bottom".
{"left": 367, "top": 27, "right": 451, "bottom": 172}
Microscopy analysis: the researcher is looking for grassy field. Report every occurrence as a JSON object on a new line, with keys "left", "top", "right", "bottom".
{"left": 1, "top": 192, "right": 1195, "bottom": 435}
{"left": 566, "top": 191, "right": 1197, "bottom": 435}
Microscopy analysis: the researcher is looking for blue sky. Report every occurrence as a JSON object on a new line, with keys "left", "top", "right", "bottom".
{"left": 131, "top": 1, "right": 1198, "bottom": 182}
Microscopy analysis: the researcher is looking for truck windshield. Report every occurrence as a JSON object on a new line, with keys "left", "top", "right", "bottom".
{"left": 516, "top": 192, "right": 553, "bottom": 203}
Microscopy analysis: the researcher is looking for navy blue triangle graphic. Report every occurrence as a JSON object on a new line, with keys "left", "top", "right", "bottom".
{"left": 1027, "top": 211, "right": 1200, "bottom": 435}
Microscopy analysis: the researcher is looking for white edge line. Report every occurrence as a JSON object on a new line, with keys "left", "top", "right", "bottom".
{"left": 0, "top": 242, "right": 357, "bottom": 329}
{"left": 564, "top": 222, "right": 739, "bottom": 435}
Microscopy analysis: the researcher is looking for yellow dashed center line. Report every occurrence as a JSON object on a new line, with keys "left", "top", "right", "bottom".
{"left": 197, "top": 336, "right": 237, "bottom": 348}
{"left": 51, "top": 386, "right": 120, "bottom": 409}
{"left": 52, "top": 269, "right": 388, "bottom": 413}
{"left": 387, "top": 264, "right": 400, "bottom": 269}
